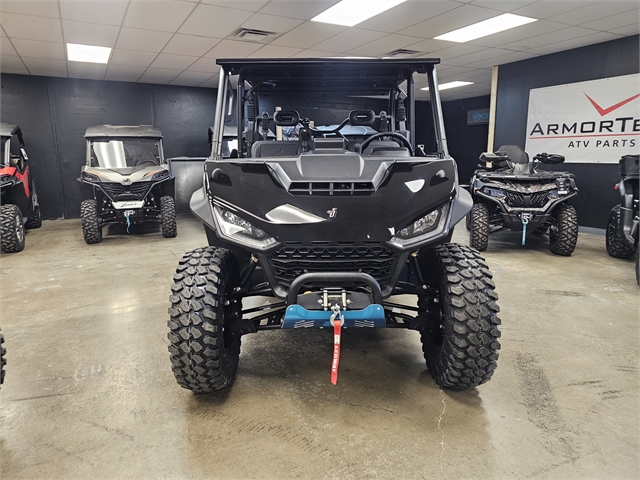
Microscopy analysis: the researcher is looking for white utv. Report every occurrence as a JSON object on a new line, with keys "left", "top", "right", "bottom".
{"left": 78, "top": 125, "right": 177, "bottom": 244}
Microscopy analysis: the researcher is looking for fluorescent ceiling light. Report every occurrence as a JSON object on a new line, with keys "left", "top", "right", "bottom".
{"left": 434, "top": 13, "right": 537, "bottom": 43}
{"left": 421, "top": 81, "right": 474, "bottom": 91}
{"left": 67, "top": 43, "right": 112, "bottom": 64}
{"left": 312, "top": 0, "right": 407, "bottom": 27}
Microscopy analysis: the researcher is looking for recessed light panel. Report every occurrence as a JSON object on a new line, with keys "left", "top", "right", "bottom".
{"left": 312, "top": 0, "right": 407, "bottom": 27}
{"left": 434, "top": 13, "right": 537, "bottom": 43}
{"left": 67, "top": 43, "right": 112, "bottom": 64}
{"left": 421, "top": 81, "right": 474, "bottom": 91}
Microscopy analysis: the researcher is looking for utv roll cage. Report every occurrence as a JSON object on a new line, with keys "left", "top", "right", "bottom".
{"left": 209, "top": 58, "right": 449, "bottom": 161}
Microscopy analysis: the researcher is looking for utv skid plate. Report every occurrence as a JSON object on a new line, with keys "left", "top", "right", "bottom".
{"left": 282, "top": 304, "right": 386, "bottom": 329}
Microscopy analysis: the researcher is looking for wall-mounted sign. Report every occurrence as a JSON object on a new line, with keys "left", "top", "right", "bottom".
{"left": 467, "top": 108, "right": 490, "bottom": 125}
{"left": 524, "top": 73, "right": 640, "bottom": 163}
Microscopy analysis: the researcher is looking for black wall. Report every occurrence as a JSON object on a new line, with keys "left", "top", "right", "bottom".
{"left": 494, "top": 35, "right": 639, "bottom": 228}
{"left": 1, "top": 74, "right": 216, "bottom": 219}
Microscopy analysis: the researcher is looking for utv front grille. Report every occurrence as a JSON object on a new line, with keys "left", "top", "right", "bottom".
{"left": 267, "top": 242, "right": 398, "bottom": 287}
{"left": 505, "top": 191, "right": 548, "bottom": 208}
{"left": 99, "top": 183, "right": 151, "bottom": 201}
{"left": 289, "top": 182, "right": 375, "bottom": 195}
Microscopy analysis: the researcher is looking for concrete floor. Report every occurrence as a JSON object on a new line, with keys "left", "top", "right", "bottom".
{"left": 0, "top": 214, "right": 638, "bottom": 479}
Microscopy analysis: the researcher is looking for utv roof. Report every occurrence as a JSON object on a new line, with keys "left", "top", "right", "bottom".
{"left": 84, "top": 125, "right": 163, "bottom": 138}
{"left": 217, "top": 58, "right": 440, "bottom": 90}
{"left": 0, "top": 123, "right": 20, "bottom": 137}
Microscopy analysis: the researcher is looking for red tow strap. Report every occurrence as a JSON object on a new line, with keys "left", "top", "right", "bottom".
{"left": 331, "top": 318, "right": 341, "bottom": 385}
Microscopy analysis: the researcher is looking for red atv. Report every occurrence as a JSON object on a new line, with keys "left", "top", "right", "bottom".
{"left": 0, "top": 124, "right": 41, "bottom": 253}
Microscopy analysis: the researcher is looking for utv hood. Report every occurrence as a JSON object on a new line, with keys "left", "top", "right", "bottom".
{"left": 81, "top": 165, "right": 170, "bottom": 184}
{"left": 203, "top": 154, "right": 460, "bottom": 245}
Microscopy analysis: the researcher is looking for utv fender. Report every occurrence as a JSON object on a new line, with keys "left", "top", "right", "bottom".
{"left": 450, "top": 186, "right": 473, "bottom": 226}
{"left": 190, "top": 184, "right": 216, "bottom": 231}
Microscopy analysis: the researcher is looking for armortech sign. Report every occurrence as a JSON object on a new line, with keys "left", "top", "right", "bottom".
{"left": 524, "top": 74, "right": 640, "bottom": 163}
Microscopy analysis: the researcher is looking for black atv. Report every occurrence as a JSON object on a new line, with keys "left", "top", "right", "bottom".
{"left": 0, "top": 124, "right": 42, "bottom": 253}
{"left": 606, "top": 154, "right": 639, "bottom": 286}
{"left": 78, "top": 125, "right": 177, "bottom": 244}
{"left": 468, "top": 145, "right": 578, "bottom": 255}
{"left": 167, "top": 58, "right": 502, "bottom": 393}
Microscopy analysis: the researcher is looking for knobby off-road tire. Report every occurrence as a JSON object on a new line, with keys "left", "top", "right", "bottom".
{"left": 160, "top": 196, "right": 177, "bottom": 238}
{"left": 81, "top": 199, "right": 102, "bottom": 244}
{"left": 465, "top": 212, "right": 471, "bottom": 231}
{"left": 418, "top": 244, "right": 501, "bottom": 389}
{"left": 549, "top": 203, "right": 578, "bottom": 256}
{"left": 635, "top": 248, "right": 639, "bottom": 287}
{"left": 168, "top": 247, "right": 242, "bottom": 393}
{"left": 606, "top": 205, "right": 636, "bottom": 259}
{"left": 1, "top": 204, "right": 25, "bottom": 253}
{"left": 0, "top": 328, "right": 5, "bottom": 388}
{"left": 469, "top": 203, "right": 490, "bottom": 251}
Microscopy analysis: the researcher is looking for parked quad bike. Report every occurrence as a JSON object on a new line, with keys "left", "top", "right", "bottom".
{"left": 167, "top": 58, "right": 502, "bottom": 394}
{"left": 468, "top": 145, "right": 579, "bottom": 255}
{"left": 78, "top": 125, "right": 177, "bottom": 244}
{"left": 0, "top": 123, "right": 42, "bottom": 253}
{"left": 606, "top": 154, "right": 639, "bottom": 287}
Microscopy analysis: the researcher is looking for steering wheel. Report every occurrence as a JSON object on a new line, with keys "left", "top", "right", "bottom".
{"left": 360, "top": 132, "right": 413, "bottom": 156}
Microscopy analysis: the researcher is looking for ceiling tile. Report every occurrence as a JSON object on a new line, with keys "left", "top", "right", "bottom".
{"left": 162, "top": 34, "right": 220, "bottom": 56}
{"left": 356, "top": 0, "right": 460, "bottom": 34}
{"left": 21, "top": 57, "right": 68, "bottom": 76}
{"left": 1, "top": 37, "right": 17, "bottom": 56}
{"left": 201, "top": 0, "right": 270, "bottom": 11}
{"left": 179, "top": 4, "right": 253, "bottom": 38}
{"left": 1, "top": 12, "right": 63, "bottom": 42}
{"left": 465, "top": 49, "right": 538, "bottom": 68}
{"left": 67, "top": 62, "right": 108, "bottom": 79}
{"left": 187, "top": 57, "right": 221, "bottom": 73}
{"left": 0, "top": 1, "right": 59, "bottom": 18}
{"left": 258, "top": 0, "right": 341, "bottom": 21}
{"left": 408, "top": 38, "right": 457, "bottom": 54}
{"left": 1, "top": 57, "right": 29, "bottom": 74}
{"left": 12, "top": 39, "right": 65, "bottom": 60}
{"left": 248, "top": 44, "right": 304, "bottom": 58}
{"left": 501, "top": 25, "right": 598, "bottom": 50}
{"left": 202, "top": 39, "right": 264, "bottom": 58}
{"left": 124, "top": 0, "right": 197, "bottom": 33}
{"left": 465, "top": 19, "right": 566, "bottom": 49}
{"left": 446, "top": 47, "right": 511, "bottom": 66}
{"left": 105, "top": 65, "right": 146, "bottom": 82}
{"left": 139, "top": 67, "right": 183, "bottom": 83}
{"left": 580, "top": 9, "right": 640, "bottom": 32}
{"left": 312, "top": 28, "right": 387, "bottom": 53}
{"left": 290, "top": 48, "right": 340, "bottom": 58}
{"left": 513, "top": 1, "right": 600, "bottom": 20}
{"left": 347, "top": 33, "right": 424, "bottom": 57}
{"left": 426, "top": 43, "right": 487, "bottom": 61}
{"left": 398, "top": 4, "right": 499, "bottom": 38}
{"left": 610, "top": 23, "right": 640, "bottom": 36}
{"left": 548, "top": 1, "right": 638, "bottom": 26}
{"left": 525, "top": 31, "right": 623, "bottom": 55}
{"left": 469, "top": 0, "right": 538, "bottom": 13}
{"left": 150, "top": 53, "right": 199, "bottom": 70}
{"left": 199, "top": 73, "right": 219, "bottom": 87}
{"left": 240, "top": 13, "right": 304, "bottom": 34}
{"left": 110, "top": 49, "right": 159, "bottom": 67}
{"left": 270, "top": 21, "right": 346, "bottom": 49}
{"left": 116, "top": 27, "right": 173, "bottom": 53}
{"left": 62, "top": 20, "right": 120, "bottom": 47}
{"left": 170, "top": 70, "right": 216, "bottom": 86}
{"left": 60, "top": 1, "right": 128, "bottom": 26}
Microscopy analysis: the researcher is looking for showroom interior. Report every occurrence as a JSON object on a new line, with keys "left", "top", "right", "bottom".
{"left": 0, "top": 0, "right": 638, "bottom": 478}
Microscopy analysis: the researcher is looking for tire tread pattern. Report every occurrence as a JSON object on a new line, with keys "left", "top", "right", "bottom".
{"left": 549, "top": 204, "right": 578, "bottom": 256}
{"left": 167, "top": 247, "right": 241, "bottom": 393}
{"left": 160, "top": 196, "right": 177, "bottom": 238}
{"left": 1, "top": 204, "right": 25, "bottom": 253}
{"left": 469, "top": 203, "right": 489, "bottom": 251}
{"left": 419, "top": 244, "right": 501, "bottom": 389}
{"left": 81, "top": 199, "right": 102, "bottom": 244}
{"left": 606, "top": 205, "right": 636, "bottom": 259}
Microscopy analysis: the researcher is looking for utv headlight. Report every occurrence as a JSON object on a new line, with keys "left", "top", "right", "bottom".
{"left": 484, "top": 187, "right": 505, "bottom": 198}
{"left": 213, "top": 206, "right": 276, "bottom": 249}
{"left": 390, "top": 204, "right": 449, "bottom": 248}
{"left": 152, "top": 169, "right": 170, "bottom": 180}
{"left": 548, "top": 189, "right": 559, "bottom": 198}
{"left": 82, "top": 171, "right": 100, "bottom": 182}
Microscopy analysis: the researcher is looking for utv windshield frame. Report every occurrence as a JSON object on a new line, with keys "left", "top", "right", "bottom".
{"left": 209, "top": 58, "right": 449, "bottom": 161}
{"left": 86, "top": 137, "right": 164, "bottom": 168}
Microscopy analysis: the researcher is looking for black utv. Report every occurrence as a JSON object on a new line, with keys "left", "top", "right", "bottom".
{"left": 606, "top": 154, "right": 639, "bottom": 286}
{"left": 468, "top": 145, "right": 578, "bottom": 255}
{"left": 78, "top": 125, "right": 177, "bottom": 244}
{"left": 0, "top": 123, "right": 42, "bottom": 253}
{"left": 168, "top": 58, "right": 502, "bottom": 393}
